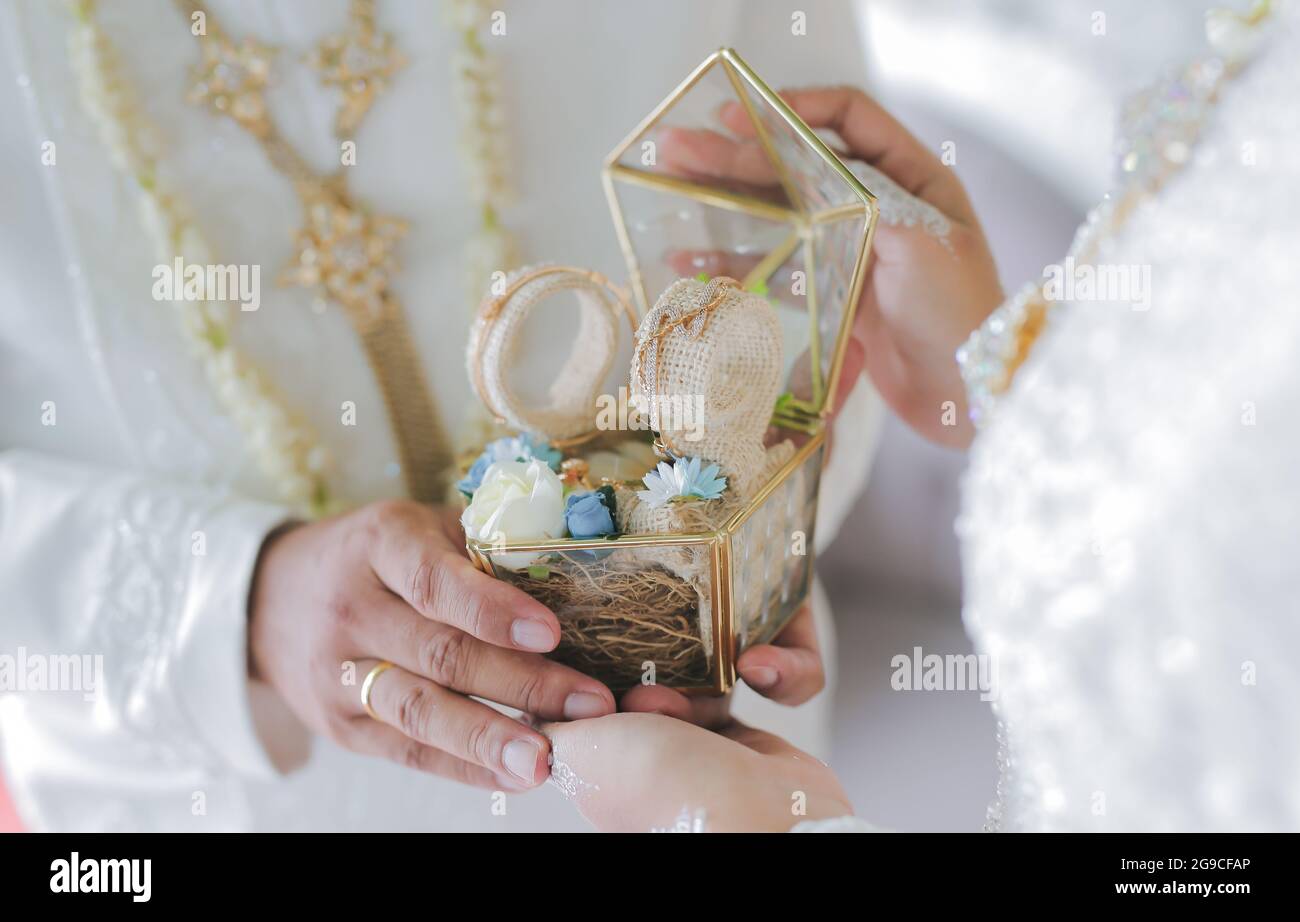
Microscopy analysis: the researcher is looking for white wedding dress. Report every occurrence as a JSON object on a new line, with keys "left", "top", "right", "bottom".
{"left": 808, "top": 2, "right": 1300, "bottom": 833}
{"left": 964, "top": 5, "right": 1300, "bottom": 832}
{"left": 0, "top": 0, "right": 884, "bottom": 831}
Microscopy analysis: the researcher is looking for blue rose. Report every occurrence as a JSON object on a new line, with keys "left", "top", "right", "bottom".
{"left": 456, "top": 453, "right": 494, "bottom": 497}
{"left": 458, "top": 432, "right": 563, "bottom": 497}
{"left": 509, "top": 433, "right": 563, "bottom": 471}
{"left": 564, "top": 487, "right": 617, "bottom": 539}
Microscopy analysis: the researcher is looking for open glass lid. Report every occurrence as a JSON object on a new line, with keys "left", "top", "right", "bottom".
{"left": 602, "top": 47, "right": 878, "bottom": 423}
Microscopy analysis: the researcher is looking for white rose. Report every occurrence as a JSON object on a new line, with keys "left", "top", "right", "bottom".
{"left": 460, "top": 459, "right": 566, "bottom": 570}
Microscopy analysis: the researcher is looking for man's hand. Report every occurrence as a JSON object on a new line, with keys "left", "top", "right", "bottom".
{"left": 249, "top": 500, "right": 616, "bottom": 790}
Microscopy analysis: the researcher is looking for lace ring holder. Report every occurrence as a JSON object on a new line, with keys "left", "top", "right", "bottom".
{"left": 468, "top": 265, "right": 637, "bottom": 445}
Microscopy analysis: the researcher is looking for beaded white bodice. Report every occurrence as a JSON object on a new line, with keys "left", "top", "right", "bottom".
{"left": 961, "top": 8, "right": 1300, "bottom": 831}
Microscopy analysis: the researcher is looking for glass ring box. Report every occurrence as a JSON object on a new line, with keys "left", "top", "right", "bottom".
{"left": 463, "top": 48, "right": 877, "bottom": 694}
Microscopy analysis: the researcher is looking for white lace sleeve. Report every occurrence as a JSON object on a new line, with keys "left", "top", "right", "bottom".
{"left": 0, "top": 450, "right": 310, "bottom": 830}
{"left": 790, "top": 816, "right": 884, "bottom": 833}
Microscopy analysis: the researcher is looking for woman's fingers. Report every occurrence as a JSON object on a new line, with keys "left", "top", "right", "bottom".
{"left": 657, "top": 125, "right": 783, "bottom": 190}
{"left": 778, "top": 87, "right": 975, "bottom": 225}
{"left": 619, "top": 684, "right": 732, "bottom": 728}
{"left": 677, "top": 86, "right": 970, "bottom": 225}
{"left": 720, "top": 88, "right": 972, "bottom": 225}
{"left": 541, "top": 713, "right": 725, "bottom": 829}
{"left": 345, "top": 592, "right": 615, "bottom": 722}
{"left": 350, "top": 659, "right": 551, "bottom": 788}
{"left": 365, "top": 501, "right": 561, "bottom": 653}
{"left": 735, "top": 602, "right": 825, "bottom": 706}
{"left": 541, "top": 714, "right": 846, "bottom": 832}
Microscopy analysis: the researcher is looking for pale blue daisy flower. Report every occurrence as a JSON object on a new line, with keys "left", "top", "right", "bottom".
{"left": 637, "top": 456, "right": 727, "bottom": 509}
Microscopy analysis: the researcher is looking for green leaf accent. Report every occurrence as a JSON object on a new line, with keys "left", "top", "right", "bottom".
{"left": 310, "top": 480, "right": 331, "bottom": 517}
{"left": 694, "top": 272, "right": 711, "bottom": 282}
{"left": 772, "top": 391, "right": 820, "bottom": 430}
{"left": 596, "top": 483, "right": 617, "bottom": 519}
{"left": 201, "top": 321, "right": 229, "bottom": 351}
{"left": 527, "top": 564, "right": 551, "bottom": 581}
{"left": 770, "top": 413, "right": 820, "bottom": 434}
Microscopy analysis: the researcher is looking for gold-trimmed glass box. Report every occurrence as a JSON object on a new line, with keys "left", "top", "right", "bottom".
{"left": 465, "top": 48, "right": 876, "bottom": 694}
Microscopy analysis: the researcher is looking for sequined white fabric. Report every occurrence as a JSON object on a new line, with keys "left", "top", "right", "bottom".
{"left": 960, "top": 9, "right": 1300, "bottom": 831}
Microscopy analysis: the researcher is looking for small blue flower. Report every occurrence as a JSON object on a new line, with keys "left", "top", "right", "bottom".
{"left": 458, "top": 432, "right": 563, "bottom": 496}
{"left": 564, "top": 486, "right": 617, "bottom": 539}
{"left": 637, "top": 456, "right": 727, "bottom": 509}
{"left": 507, "top": 433, "right": 563, "bottom": 470}
{"left": 457, "top": 453, "right": 494, "bottom": 498}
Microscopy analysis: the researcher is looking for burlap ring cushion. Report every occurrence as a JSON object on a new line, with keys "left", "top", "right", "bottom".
{"left": 629, "top": 277, "right": 785, "bottom": 497}
{"left": 468, "top": 265, "right": 635, "bottom": 442}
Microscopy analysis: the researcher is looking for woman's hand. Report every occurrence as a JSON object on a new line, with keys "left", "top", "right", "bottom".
{"left": 660, "top": 86, "right": 1004, "bottom": 448}
{"left": 248, "top": 500, "right": 616, "bottom": 790}
{"left": 543, "top": 713, "right": 852, "bottom": 832}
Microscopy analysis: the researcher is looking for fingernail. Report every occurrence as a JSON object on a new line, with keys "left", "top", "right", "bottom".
{"left": 563, "top": 691, "right": 609, "bottom": 719}
{"left": 743, "top": 665, "right": 779, "bottom": 690}
{"left": 503, "top": 739, "right": 540, "bottom": 784}
{"left": 510, "top": 618, "right": 555, "bottom": 652}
